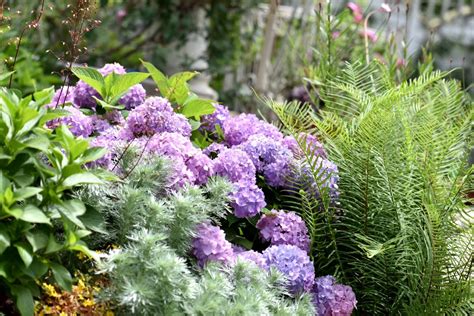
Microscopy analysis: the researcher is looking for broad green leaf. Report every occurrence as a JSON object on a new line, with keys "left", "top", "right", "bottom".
{"left": 15, "top": 243, "right": 33, "bottom": 267}
{"left": 181, "top": 99, "right": 215, "bottom": 118}
{"left": 11, "top": 286, "right": 34, "bottom": 316}
{"left": 0, "top": 171, "right": 11, "bottom": 194}
{"left": 33, "top": 87, "right": 54, "bottom": 105}
{"left": 141, "top": 59, "right": 170, "bottom": 95}
{"left": 50, "top": 263, "right": 72, "bottom": 291}
{"left": 25, "top": 231, "right": 48, "bottom": 252}
{"left": 93, "top": 96, "right": 124, "bottom": 111}
{"left": 109, "top": 72, "right": 149, "bottom": 101}
{"left": 189, "top": 119, "right": 201, "bottom": 131}
{"left": 62, "top": 172, "right": 103, "bottom": 187}
{"left": 0, "top": 231, "right": 10, "bottom": 255}
{"left": 38, "top": 109, "right": 70, "bottom": 126}
{"left": 24, "top": 135, "right": 50, "bottom": 151}
{"left": 59, "top": 200, "right": 87, "bottom": 228}
{"left": 14, "top": 187, "right": 43, "bottom": 200}
{"left": 169, "top": 71, "right": 197, "bottom": 83}
{"left": 167, "top": 72, "right": 196, "bottom": 104}
{"left": 71, "top": 67, "right": 105, "bottom": 96}
{"left": 20, "top": 205, "right": 50, "bottom": 224}
{"left": 45, "top": 234, "right": 63, "bottom": 254}
{"left": 80, "top": 208, "right": 107, "bottom": 234}
{"left": 81, "top": 147, "right": 106, "bottom": 164}
{"left": 69, "top": 242, "right": 100, "bottom": 262}
{"left": 70, "top": 139, "right": 89, "bottom": 160}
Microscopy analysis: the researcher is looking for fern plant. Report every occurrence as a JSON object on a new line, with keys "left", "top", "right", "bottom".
{"left": 267, "top": 61, "right": 472, "bottom": 314}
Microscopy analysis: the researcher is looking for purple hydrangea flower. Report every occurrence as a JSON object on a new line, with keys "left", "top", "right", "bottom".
{"left": 283, "top": 133, "right": 327, "bottom": 159}
{"left": 262, "top": 245, "right": 315, "bottom": 295}
{"left": 203, "top": 143, "right": 228, "bottom": 158}
{"left": 222, "top": 113, "right": 283, "bottom": 146}
{"left": 192, "top": 223, "right": 234, "bottom": 268}
{"left": 73, "top": 80, "right": 99, "bottom": 109}
{"left": 313, "top": 276, "right": 357, "bottom": 316}
{"left": 186, "top": 153, "right": 214, "bottom": 185}
{"left": 88, "top": 127, "right": 126, "bottom": 170}
{"left": 47, "top": 86, "right": 76, "bottom": 108}
{"left": 237, "top": 135, "right": 293, "bottom": 187}
{"left": 104, "top": 110, "right": 125, "bottom": 125}
{"left": 213, "top": 148, "right": 256, "bottom": 184}
{"left": 229, "top": 181, "right": 266, "bottom": 218}
{"left": 256, "top": 210, "right": 310, "bottom": 252}
{"left": 200, "top": 104, "right": 230, "bottom": 132}
{"left": 237, "top": 250, "right": 267, "bottom": 269}
{"left": 119, "top": 84, "right": 146, "bottom": 110}
{"left": 99, "top": 63, "right": 126, "bottom": 75}
{"left": 126, "top": 97, "right": 191, "bottom": 137}
{"left": 166, "top": 156, "right": 197, "bottom": 189}
{"left": 46, "top": 106, "right": 93, "bottom": 138}
{"left": 91, "top": 115, "right": 112, "bottom": 134}
{"left": 145, "top": 132, "right": 199, "bottom": 160}
{"left": 289, "top": 157, "right": 339, "bottom": 200}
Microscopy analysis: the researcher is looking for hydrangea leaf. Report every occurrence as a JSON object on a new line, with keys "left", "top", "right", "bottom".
{"left": 71, "top": 67, "right": 105, "bottom": 97}
{"left": 181, "top": 99, "right": 215, "bottom": 119}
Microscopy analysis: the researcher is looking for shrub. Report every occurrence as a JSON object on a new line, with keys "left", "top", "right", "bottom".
{"left": 0, "top": 87, "right": 106, "bottom": 315}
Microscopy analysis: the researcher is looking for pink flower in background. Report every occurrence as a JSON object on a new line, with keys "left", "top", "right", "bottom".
{"left": 380, "top": 3, "right": 392, "bottom": 13}
{"left": 116, "top": 9, "right": 127, "bottom": 23}
{"left": 332, "top": 31, "right": 341, "bottom": 39}
{"left": 360, "top": 28, "right": 378, "bottom": 42}
{"left": 347, "top": 2, "right": 364, "bottom": 23}
{"left": 396, "top": 58, "right": 407, "bottom": 68}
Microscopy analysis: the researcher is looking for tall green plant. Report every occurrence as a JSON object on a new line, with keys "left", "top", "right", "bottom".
{"left": 268, "top": 62, "right": 472, "bottom": 314}
{"left": 0, "top": 87, "right": 106, "bottom": 315}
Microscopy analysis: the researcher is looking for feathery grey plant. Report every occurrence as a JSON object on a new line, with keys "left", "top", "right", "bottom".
{"left": 83, "top": 150, "right": 315, "bottom": 315}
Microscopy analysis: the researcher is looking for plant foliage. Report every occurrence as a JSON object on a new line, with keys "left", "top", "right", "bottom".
{"left": 0, "top": 87, "right": 107, "bottom": 315}
{"left": 268, "top": 61, "right": 473, "bottom": 314}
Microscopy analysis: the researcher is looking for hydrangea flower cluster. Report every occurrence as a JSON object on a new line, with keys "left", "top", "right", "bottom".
{"left": 191, "top": 223, "right": 234, "bottom": 268}
{"left": 200, "top": 103, "right": 230, "bottom": 132}
{"left": 236, "top": 250, "right": 267, "bottom": 269}
{"left": 46, "top": 106, "right": 93, "bottom": 138}
{"left": 213, "top": 148, "right": 256, "bottom": 184}
{"left": 229, "top": 182, "right": 266, "bottom": 218}
{"left": 222, "top": 113, "right": 283, "bottom": 146}
{"left": 313, "top": 275, "right": 357, "bottom": 316}
{"left": 126, "top": 97, "right": 191, "bottom": 137}
{"left": 262, "top": 245, "right": 315, "bottom": 295}
{"left": 256, "top": 210, "right": 310, "bottom": 252}
{"left": 237, "top": 135, "right": 293, "bottom": 187}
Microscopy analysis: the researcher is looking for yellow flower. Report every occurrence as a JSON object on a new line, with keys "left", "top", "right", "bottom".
{"left": 42, "top": 283, "right": 60, "bottom": 298}
{"left": 105, "top": 311, "right": 115, "bottom": 316}
{"left": 82, "top": 298, "right": 95, "bottom": 307}
{"left": 60, "top": 312, "right": 67, "bottom": 316}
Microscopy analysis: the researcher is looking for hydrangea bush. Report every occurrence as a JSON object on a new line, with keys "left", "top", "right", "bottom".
{"left": 39, "top": 61, "right": 355, "bottom": 315}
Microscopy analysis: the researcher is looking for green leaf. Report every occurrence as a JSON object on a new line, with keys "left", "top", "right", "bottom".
{"left": 181, "top": 99, "right": 215, "bottom": 118}
{"left": 50, "top": 263, "right": 72, "bottom": 291}
{"left": 93, "top": 96, "right": 124, "bottom": 111}
{"left": 70, "top": 139, "right": 89, "bottom": 160}
{"left": 20, "top": 205, "right": 51, "bottom": 224}
{"left": 167, "top": 72, "right": 197, "bottom": 104}
{"left": 14, "top": 187, "right": 43, "bottom": 200}
{"left": 24, "top": 135, "right": 50, "bottom": 151}
{"left": 45, "top": 234, "right": 63, "bottom": 254}
{"left": 33, "top": 87, "right": 54, "bottom": 105}
{"left": 81, "top": 147, "right": 106, "bottom": 164}
{"left": 58, "top": 200, "right": 87, "bottom": 228}
{"left": 0, "top": 231, "right": 10, "bottom": 255}
{"left": 11, "top": 286, "right": 34, "bottom": 316}
{"left": 109, "top": 72, "right": 149, "bottom": 101}
{"left": 25, "top": 231, "right": 48, "bottom": 252}
{"left": 0, "top": 171, "right": 11, "bottom": 194}
{"left": 15, "top": 243, "right": 33, "bottom": 267}
{"left": 71, "top": 67, "right": 105, "bottom": 97}
{"left": 141, "top": 59, "right": 169, "bottom": 95}
{"left": 62, "top": 172, "right": 103, "bottom": 188}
